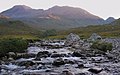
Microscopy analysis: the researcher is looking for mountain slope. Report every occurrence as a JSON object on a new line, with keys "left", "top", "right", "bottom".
{"left": 1, "top": 5, "right": 114, "bottom": 30}
{"left": 105, "top": 17, "right": 115, "bottom": 24}
{"left": 110, "top": 18, "right": 120, "bottom": 25}
{"left": 56, "top": 18, "right": 120, "bottom": 39}
{"left": 1, "top": 5, "right": 44, "bottom": 18}
{"left": 0, "top": 18, "right": 41, "bottom": 39}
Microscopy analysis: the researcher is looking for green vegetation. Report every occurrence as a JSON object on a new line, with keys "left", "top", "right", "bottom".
{"left": 91, "top": 41, "right": 113, "bottom": 52}
{"left": 0, "top": 38, "right": 28, "bottom": 54}
{"left": 0, "top": 18, "right": 120, "bottom": 40}
{"left": 55, "top": 24, "right": 120, "bottom": 39}
{"left": 0, "top": 19, "right": 42, "bottom": 39}
{"left": 40, "top": 29, "right": 57, "bottom": 38}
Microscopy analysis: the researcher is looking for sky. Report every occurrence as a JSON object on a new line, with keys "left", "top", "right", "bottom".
{"left": 0, "top": 0, "right": 119, "bottom": 19}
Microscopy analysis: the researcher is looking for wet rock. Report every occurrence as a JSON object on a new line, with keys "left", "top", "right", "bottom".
{"left": 64, "top": 59, "right": 75, "bottom": 64}
{"left": 27, "top": 46, "right": 42, "bottom": 55}
{"left": 75, "top": 73, "right": 86, "bottom": 75}
{"left": 77, "top": 64, "right": 85, "bottom": 68}
{"left": 91, "top": 57, "right": 107, "bottom": 63}
{"left": 45, "top": 68, "right": 52, "bottom": 72}
{"left": 59, "top": 70, "right": 73, "bottom": 75}
{"left": 50, "top": 73, "right": 59, "bottom": 75}
{"left": 16, "top": 60, "right": 35, "bottom": 67}
{"left": 52, "top": 58, "right": 65, "bottom": 67}
{"left": 72, "top": 51, "right": 84, "bottom": 57}
{"left": 51, "top": 53, "right": 66, "bottom": 58}
{"left": 35, "top": 51, "right": 51, "bottom": 60}
{"left": 8, "top": 57, "right": 14, "bottom": 61}
{"left": 88, "top": 68, "right": 103, "bottom": 74}
{"left": 38, "top": 65, "right": 47, "bottom": 69}
{"left": 16, "top": 53, "right": 29, "bottom": 59}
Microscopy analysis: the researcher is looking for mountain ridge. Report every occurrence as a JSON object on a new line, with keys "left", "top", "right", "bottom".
{"left": 1, "top": 5, "right": 116, "bottom": 30}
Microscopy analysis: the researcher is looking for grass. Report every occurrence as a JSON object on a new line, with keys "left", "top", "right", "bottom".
{"left": 0, "top": 35, "right": 39, "bottom": 39}
{"left": 0, "top": 18, "right": 120, "bottom": 40}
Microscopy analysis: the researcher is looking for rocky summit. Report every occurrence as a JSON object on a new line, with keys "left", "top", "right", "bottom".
{"left": 0, "top": 33, "right": 120, "bottom": 75}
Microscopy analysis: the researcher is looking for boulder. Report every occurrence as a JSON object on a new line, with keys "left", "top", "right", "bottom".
{"left": 72, "top": 51, "right": 84, "bottom": 57}
{"left": 77, "top": 63, "right": 84, "bottom": 68}
{"left": 59, "top": 70, "right": 73, "bottom": 75}
{"left": 27, "top": 47, "right": 42, "bottom": 55}
{"left": 52, "top": 58, "right": 65, "bottom": 67}
{"left": 88, "top": 68, "right": 103, "bottom": 74}
{"left": 64, "top": 59, "right": 75, "bottom": 64}
{"left": 35, "top": 51, "right": 51, "bottom": 60}
{"left": 65, "top": 33, "right": 83, "bottom": 47}
{"left": 88, "top": 33, "right": 102, "bottom": 41}
{"left": 16, "top": 60, "right": 35, "bottom": 67}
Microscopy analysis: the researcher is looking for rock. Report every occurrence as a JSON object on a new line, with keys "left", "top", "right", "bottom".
{"left": 16, "top": 60, "right": 35, "bottom": 67}
{"left": 88, "top": 68, "right": 103, "bottom": 74}
{"left": 45, "top": 69, "right": 52, "bottom": 72}
{"left": 35, "top": 51, "right": 51, "bottom": 60}
{"left": 38, "top": 65, "right": 47, "bottom": 69}
{"left": 50, "top": 73, "right": 59, "bottom": 75}
{"left": 52, "top": 58, "right": 65, "bottom": 67}
{"left": 8, "top": 52, "right": 16, "bottom": 56}
{"left": 64, "top": 59, "right": 75, "bottom": 64}
{"left": 8, "top": 57, "right": 14, "bottom": 61}
{"left": 65, "top": 33, "right": 83, "bottom": 47}
{"left": 77, "top": 64, "right": 84, "bottom": 68}
{"left": 72, "top": 51, "right": 84, "bottom": 57}
{"left": 59, "top": 70, "right": 73, "bottom": 75}
{"left": 88, "top": 33, "right": 102, "bottom": 41}
{"left": 91, "top": 57, "right": 107, "bottom": 63}
{"left": 27, "top": 47, "right": 42, "bottom": 55}
{"left": 51, "top": 53, "right": 66, "bottom": 58}
{"left": 75, "top": 73, "right": 86, "bottom": 75}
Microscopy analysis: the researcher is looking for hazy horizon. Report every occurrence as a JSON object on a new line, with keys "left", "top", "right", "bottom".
{"left": 0, "top": 0, "right": 120, "bottom": 19}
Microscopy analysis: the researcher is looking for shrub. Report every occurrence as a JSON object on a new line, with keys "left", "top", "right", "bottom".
{"left": 91, "top": 41, "right": 113, "bottom": 52}
{"left": 40, "top": 29, "right": 57, "bottom": 38}
{"left": 0, "top": 38, "right": 28, "bottom": 54}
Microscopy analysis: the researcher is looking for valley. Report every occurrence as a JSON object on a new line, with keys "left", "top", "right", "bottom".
{"left": 0, "top": 4, "right": 120, "bottom": 75}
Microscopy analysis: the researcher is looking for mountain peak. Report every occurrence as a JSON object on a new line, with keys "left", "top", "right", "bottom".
{"left": 106, "top": 17, "right": 115, "bottom": 24}
{"left": 106, "top": 17, "right": 115, "bottom": 20}
{"left": 12, "top": 5, "right": 32, "bottom": 10}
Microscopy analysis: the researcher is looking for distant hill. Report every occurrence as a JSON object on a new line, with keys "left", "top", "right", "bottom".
{"left": 52, "top": 18, "right": 120, "bottom": 39}
{"left": 1, "top": 5, "right": 115, "bottom": 30}
{"left": 0, "top": 19, "right": 40, "bottom": 39}
{"left": 105, "top": 17, "right": 115, "bottom": 24}
{"left": 110, "top": 18, "right": 120, "bottom": 25}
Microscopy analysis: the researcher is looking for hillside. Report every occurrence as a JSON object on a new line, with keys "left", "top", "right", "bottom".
{"left": 1, "top": 5, "right": 115, "bottom": 30}
{"left": 0, "top": 19, "right": 41, "bottom": 39}
{"left": 48, "top": 19, "right": 120, "bottom": 39}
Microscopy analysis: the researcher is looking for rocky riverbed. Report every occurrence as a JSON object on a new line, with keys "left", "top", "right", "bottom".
{"left": 1, "top": 33, "right": 120, "bottom": 75}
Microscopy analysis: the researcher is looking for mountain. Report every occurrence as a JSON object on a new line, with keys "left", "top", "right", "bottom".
{"left": 1, "top": 5, "right": 101, "bottom": 19}
{"left": 1, "top": 5, "right": 44, "bottom": 18}
{"left": 105, "top": 17, "right": 116, "bottom": 24}
{"left": 110, "top": 18, "right": 120, "bottom": 25}
{"left": 1, "top": 5, "right": 115, "bottom": 30}
{"left": 0, "top": 14, "right": 10, "bottom": 19}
